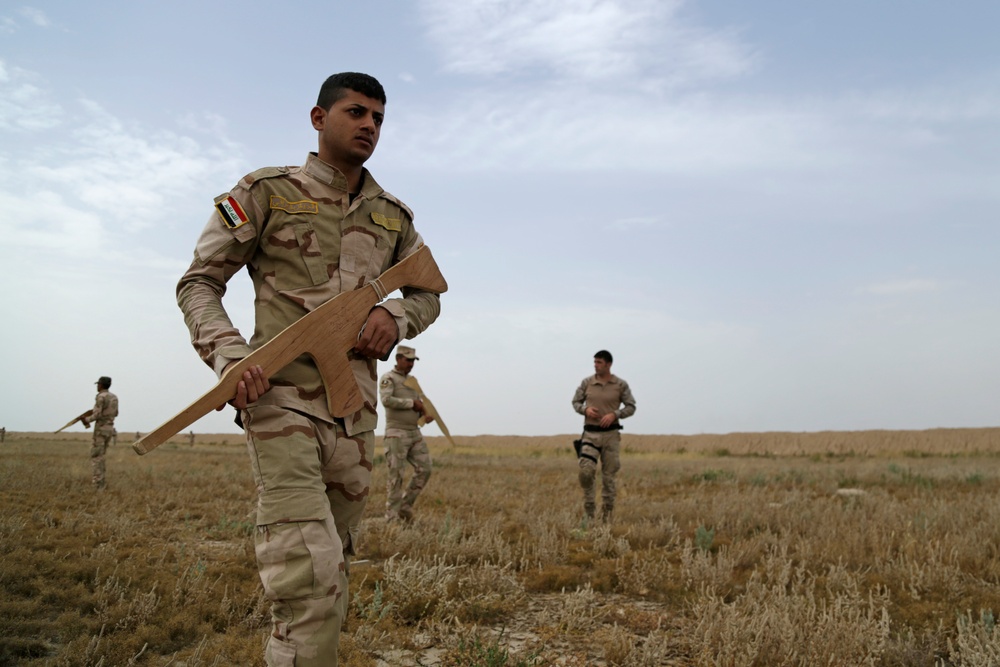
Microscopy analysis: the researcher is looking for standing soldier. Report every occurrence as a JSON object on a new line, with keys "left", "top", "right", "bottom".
{"left": 572, "top": 350, "right": 636, "bottom": 522}
{"left": 83, "top": 376, "right": 118, "bottom": 490}
{"left": 379, "top": 346, "right": 434, "bottom": 522}
{"left": 176, "top": 73, "right": 442, "bottom": 665}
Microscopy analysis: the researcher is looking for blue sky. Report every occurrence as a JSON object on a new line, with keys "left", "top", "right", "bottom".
{"left": 2, "top": 1, "right": 998, "bottom": 437}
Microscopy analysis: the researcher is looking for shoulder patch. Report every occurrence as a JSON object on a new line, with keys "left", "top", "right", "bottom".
{"left": 270, "top": 195, "right": 319, "bottom": 215}
{"left": 380, "top": 377, "right": 393, "bottom": 388}
{"left": 371, "top": 211, "right": 402, "bottom": 232}
{"left": 214, "top": 195, "right": 249, "bottom": 229}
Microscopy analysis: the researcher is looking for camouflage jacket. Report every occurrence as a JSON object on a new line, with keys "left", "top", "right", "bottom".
{"left": 92, "top": 390, "right": 119, "bottom": 428}
{"left": 378, "top": 368, "right": 422, "bottom": 433}
{"left": 177, "top": 153, "right": 441, "bottom": 436}
{"left": 572, "top": 374, "right": 636, "bottom": 428}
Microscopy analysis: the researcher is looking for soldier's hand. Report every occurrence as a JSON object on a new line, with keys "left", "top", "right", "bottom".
{"left": 425, "top": 414, "right": 435, "bottom": 424}
{"left": 218, "top": 364, "right": 270, "bottom": 411}
{"left": 412, "top": 399, "right": 425, "bottom": 413}
{"left": 355, "top": 307, "right": 398, "bottom": 360}
{"left": 599, "top": 413, "right": 616, "bottom": 428}
{"left": 585, "top": 406, "right": 600, "bottom": 420}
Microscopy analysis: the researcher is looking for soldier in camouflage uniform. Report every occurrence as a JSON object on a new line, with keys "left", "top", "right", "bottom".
{"left": 572, "top": 350, "right": 636, "bottom": 522}
{"left": 379, "top": 345, "right": 433, "bottom": 522}
{"left": 83, "top": 376, "right": 118, "bottom": 489}
{"left": 176, "top": 73, "right": 442, "bottom": 666}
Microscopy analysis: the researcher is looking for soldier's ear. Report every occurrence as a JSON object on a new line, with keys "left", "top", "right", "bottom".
{"left": 310, "top": 106, "right": 326, "bottom": 131}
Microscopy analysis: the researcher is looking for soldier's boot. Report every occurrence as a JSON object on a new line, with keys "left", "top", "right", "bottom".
{"left": 399, "top": 506, "right": 414, "bottom": 522}
{"left": 584, "top": 503, "right": 596, "bottom": 520}
{"left": 601, "top": 505, "right": 614, "bottom": 523}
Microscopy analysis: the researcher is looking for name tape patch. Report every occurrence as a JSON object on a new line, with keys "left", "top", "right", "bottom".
{"left": 270, "top": 195, "right": 319, "bottom": 215}
{"left": 371, "top": 211, "right": 401, "bottom": 232}
{"left": 216, "top": 196, "right": 249, "bottom": 229}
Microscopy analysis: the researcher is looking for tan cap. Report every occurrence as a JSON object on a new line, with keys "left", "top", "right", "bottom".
{"left": 396, "top": 345, "right": 418, "bottom": 360}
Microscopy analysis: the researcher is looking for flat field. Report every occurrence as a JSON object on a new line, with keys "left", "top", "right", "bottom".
{"left": 3, "top": 428, "right": 1000, "bottom": 666}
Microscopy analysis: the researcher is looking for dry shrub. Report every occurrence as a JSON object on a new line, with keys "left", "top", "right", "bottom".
{"left": 598, "top": 623, "right": 678, "bottom": 667}
{"left": 545, "top": 583, "right": 600, "bottom": 634}
{"left": 380, "top": 555, "right": 525, "bottom": 625}
{"left": 689, "top": 553, "right": 891, "bottom": 666}
{"left": 939, "top": 610, "right": 1000, "bottom": 667}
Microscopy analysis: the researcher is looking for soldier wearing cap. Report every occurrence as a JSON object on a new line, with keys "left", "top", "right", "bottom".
{"left": 83, "top": 376, "right": 118, "bottom": 489}
{"left": 379, "top": 345, "right": 434, "bottom": 521}
{"left": 175, "top": 72, "right": 442, "bottom": 666}
{"left": 572, "top": 350, "right": 636, "bottom": 522}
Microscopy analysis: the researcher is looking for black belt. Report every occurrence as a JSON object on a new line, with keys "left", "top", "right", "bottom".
{"left": 583, "top": 424, "right": 622, "bottom": 433}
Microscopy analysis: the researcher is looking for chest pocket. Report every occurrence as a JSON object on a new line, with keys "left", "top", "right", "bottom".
{"left": 270, "top": 220, "right": 330, "bottom": 290}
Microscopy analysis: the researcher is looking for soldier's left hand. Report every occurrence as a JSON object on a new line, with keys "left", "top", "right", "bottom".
{"left": 355, "top": 307, "right": 398, "bottom": 359}
{"left": 599, "top": 413, "right": 616, "bottom": 428}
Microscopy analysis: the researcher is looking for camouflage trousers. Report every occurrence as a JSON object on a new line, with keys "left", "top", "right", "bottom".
{"left": 90, "top": 426, "right": 114, "bottom": 488}
{"left": 577, "top": 430, "right": 621, "bottom": 520}
{"left": 242, "top": 404, "right": 373, "bottom": 667}
{"left": 384, "top": 428, "right": 432, "bottom": 521}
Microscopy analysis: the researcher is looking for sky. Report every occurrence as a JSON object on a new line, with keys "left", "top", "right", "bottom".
{"left": 2, "top": 1, "right": 999, "bottom": 438}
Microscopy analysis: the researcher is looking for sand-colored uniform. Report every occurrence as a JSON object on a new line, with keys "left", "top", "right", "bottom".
{"left": 176, "top": 153, "right": 441, "bottom": 666}
{"left": 89, "top": 389, "right": 118, "bottom": 488}
{"left": 572, "top": 374, "right": 636, "bottom": 519}
{"left": 379, "top": 368, "right": 432, "bottom": 520}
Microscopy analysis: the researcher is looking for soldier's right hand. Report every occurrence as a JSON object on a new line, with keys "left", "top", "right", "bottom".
{"left": 218, "top": 364, "right": 271, "bottom": 411}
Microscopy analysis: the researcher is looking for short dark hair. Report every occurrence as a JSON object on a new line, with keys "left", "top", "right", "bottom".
{"left": 316, "top": 72, "right": 386, "bottom": 110}
{"left": 594, "top": 350, "right": 613, "bottom": 363}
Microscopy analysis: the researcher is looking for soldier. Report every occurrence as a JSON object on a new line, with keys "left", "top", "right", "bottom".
{"left": 379, "top": 346, "right": 433, "bottom": 522}
{"left": 176, "top": 72, "right": 442, "bottom": 666}
{"left": 571, "top": 350, "right": 636, "bottom": 522}
{"left": 82, "top": 376, "right": 118, "bottom": 489}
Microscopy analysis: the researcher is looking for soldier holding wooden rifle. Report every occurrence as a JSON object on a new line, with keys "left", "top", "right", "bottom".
{"left": 176, "top": 72, "right": 442, "bottom": 666}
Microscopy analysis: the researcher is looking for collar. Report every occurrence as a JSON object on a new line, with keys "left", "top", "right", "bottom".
{"left": 303, "top": 153, "right": 384, "bottom": 199}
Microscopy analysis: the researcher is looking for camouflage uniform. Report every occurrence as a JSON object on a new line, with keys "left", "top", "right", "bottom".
{"left": 572, "top": 374, "right": 636, "bottom": 520}
{"left": 89, "top": 387, "right": 118, "bottom": 489}
{"left": 177, "top": 153, "right": 441, "bottom": 666}
{"left": 378, "top": 363, "right": 432, "bottom": 521}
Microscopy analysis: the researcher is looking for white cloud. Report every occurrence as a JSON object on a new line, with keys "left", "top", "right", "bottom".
{"left": 418, "top": 0, "right": 753, "bottom": 85}
{"left": 18, "top": 7, "right": 50, "bottom": 27}
{"left": 0, "top": 63, "right": 247, "bottom": 261}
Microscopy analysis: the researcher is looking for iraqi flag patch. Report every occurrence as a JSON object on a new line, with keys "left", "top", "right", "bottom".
{"left": 215, "top": 195, "right": 250, "bottom": 229}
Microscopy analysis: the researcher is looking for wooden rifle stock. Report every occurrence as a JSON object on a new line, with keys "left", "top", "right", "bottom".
{"left": 132, "top": 246, "right": 447, "bottom": 455}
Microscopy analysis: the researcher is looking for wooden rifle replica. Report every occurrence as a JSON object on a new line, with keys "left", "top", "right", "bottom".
{"left": 54, "top": 409, "right": 94, "bottom": 433}
{"left": 132, "top": 245, "right": 448, "bottom": 456}
{"left": 402, "top": 376, "right": 456, "bottom": 447}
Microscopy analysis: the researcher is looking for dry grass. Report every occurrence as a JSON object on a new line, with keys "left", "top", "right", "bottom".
{"left": 3, "top": 428, "right": 1000, "bottom": 665}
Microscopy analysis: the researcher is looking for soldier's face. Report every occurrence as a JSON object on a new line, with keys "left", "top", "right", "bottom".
{"left": 311, "top": 90, "right": 384, "bottom": 170}
{"left": 396, "top": 356, "right": 415, "bottom": 373}
{"left": 594, "top": 358, "right": 611, "bottom": 375}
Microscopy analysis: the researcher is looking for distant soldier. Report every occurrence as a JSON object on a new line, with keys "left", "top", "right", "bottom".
{"left": 1, "top": 427, "right": 5, "bottom": 443}
{"left": 572, "top": 350, "right": 636, "bottom": 522}
{"left": 189, "top": 430, "right": 195, "bottom": 445}
{"left": 83, "top": 376, "right": 119, "bottom": 489}
{"left": 379, "top": 346, "right": 433, "bottom": 522}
